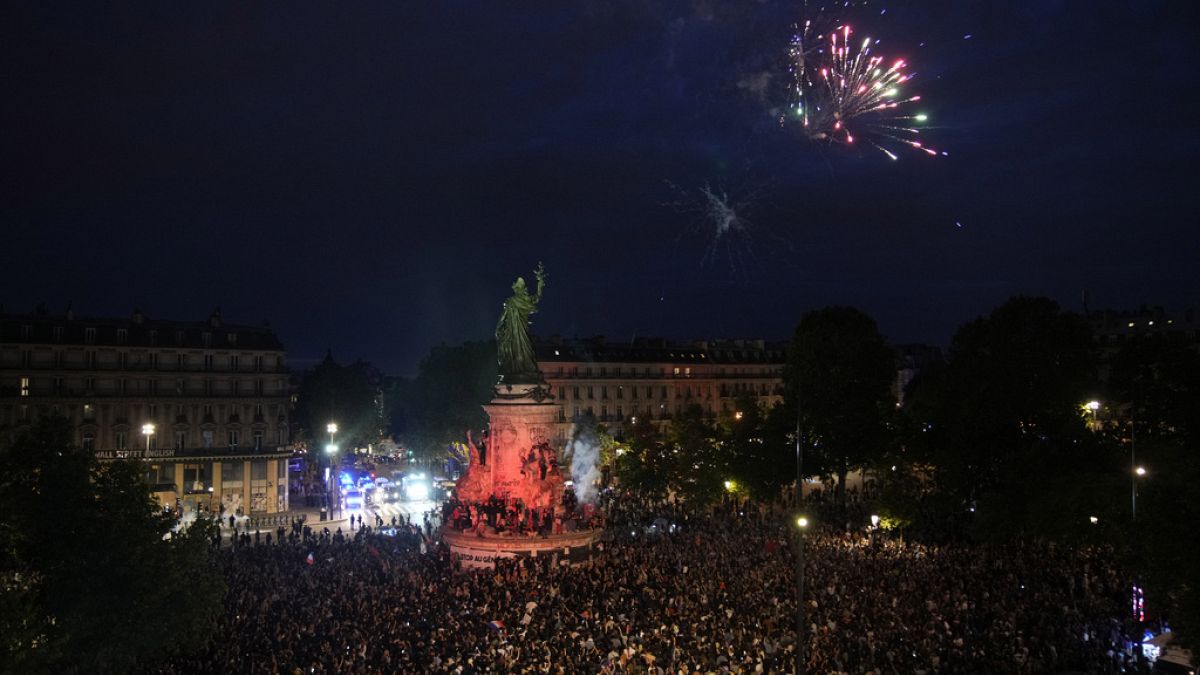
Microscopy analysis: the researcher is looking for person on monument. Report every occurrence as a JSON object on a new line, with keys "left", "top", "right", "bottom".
{"left": 495, "top": 262, "right": 546, "bottom": 383}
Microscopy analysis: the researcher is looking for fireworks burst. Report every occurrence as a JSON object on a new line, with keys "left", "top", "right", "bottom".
{"left": 665, "top": 180, "right": 782, "bottom": 279}
{"left": 789, "top": 23, "right": 943, "bottom": 159}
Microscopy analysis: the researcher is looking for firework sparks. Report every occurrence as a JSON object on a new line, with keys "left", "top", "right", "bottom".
{"left": 664, "top": 180, "right": 771, "bottom": 278}
{"left": 789, "top": 23, "right": 943, "bottom": 159}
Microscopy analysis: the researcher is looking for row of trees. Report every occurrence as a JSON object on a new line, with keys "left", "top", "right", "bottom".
{"left": 614, "top": 296, "right": 1198, "bottom": 649}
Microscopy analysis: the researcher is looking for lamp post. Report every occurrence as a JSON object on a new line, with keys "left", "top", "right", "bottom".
{"left": 326, "top": 443, "right": 340, "bottom": 517}
{"left": 142, "top": 422, "right": 155, "bottom": 452}
{"left": 1133, "top": 465, "right": 1146, "bottom": 520}
{"left": 325, "top": 423, "right": 338, "bottom": 516}
{"left": 794, "top": 385, "right": 806, "bottom": 675}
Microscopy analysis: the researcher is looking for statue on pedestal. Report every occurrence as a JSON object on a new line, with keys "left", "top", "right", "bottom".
{"left": 496, "top": 263, "right": 546, "bottom": 385}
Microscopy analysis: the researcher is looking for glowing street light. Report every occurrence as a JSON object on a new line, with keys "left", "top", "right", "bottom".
{"left": 796, "top": 516, "right": 809, "bottom": 529}
{"left": 325, "top": 443, "right": 339, "bottom": 455}
{"left": 326, "top": 422, "right": 338, "bottom": 444}
{"left": 1089, "top": 516, "right": 1099, "bottom": 524}
{"left": 870, "top": 514, "right": 880, "bottom": 527}
{"left": 734, "top": 411, "right": 744, "bottom": 421}
{"left": 142, "top": 422, "right": 155, "bottom": 451}
{"left": 1135, "top": 466, "right": 1146, "bottom": 476}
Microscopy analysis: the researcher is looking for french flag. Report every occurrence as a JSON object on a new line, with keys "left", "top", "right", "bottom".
{"left": 305, "top": 552, "right": 315, "bottom": 565}
{"left": 487, "top": 620, "right": 505, "bottom": 632}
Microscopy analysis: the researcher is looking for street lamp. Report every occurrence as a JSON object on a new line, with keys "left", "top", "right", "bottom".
{"left": 796, "top": 516, "right": 809, "bottom": 529}
{"left": 1133, "top": 466, "right": 1147, "bottom": 519}
{"left": 142, "top": 422, "right": 155, "bottom": 452}
{"left": 325, "top": 443, "right": 340, "bottom": 517}
{"left": 326, "top": 422, "right": 338, "bottom": 445}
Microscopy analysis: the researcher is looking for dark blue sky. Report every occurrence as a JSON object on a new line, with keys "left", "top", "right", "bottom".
{"left": 3, "top": 1, "right": 1197, "bottom": 374}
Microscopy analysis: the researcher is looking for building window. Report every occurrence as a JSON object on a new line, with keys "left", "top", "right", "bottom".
{"left": 83, "top": 404, "right": 94, "bottom": 420}
{"left": 600, "top": 367, "right": 606, "bottom": 377}
{"left": 19, "top": 377, "right": 29, "bottom": 397}
{"left": 228, "top": 430, "right": 239, "bottom": 447}
{"left": 573, "top": 406, "right": 580, "bottom": 419}
{"left": 177, "top": 354, "right": 186, "bottom": 370}
{"left": 84, "top": 327, "right": 96, "bottom": 344}
{"left": 254, "top": 355, "right": 263, "bottom": 372}
{"left": 116, "top": 431, "right": 127, "bottom": 450}
{"left": 227, "top": 333, "right": 237, "bottom": 345}
{"left": 617, "top": 386, "right": 624, "bottom": 399}
{"left": 616, "top": 406, "right": 623, "bottom": 419}
{"left": 176, "top": 378, "right": 185, "bottom": 394}
{"left": 276, "top": 427, "right": 287, "bottom": 445}
{"left": 601, "top": 387, "right": 608, "bottom": 399}
{"left": 557, "top": 387, "right": 564, "bottom": 399}
{"left": 202, "top": 430, "right": 214, "bottom": 448}
{"left": 82, "top": 433, "right": 95, "bottom": 451}
{"left": 673, "top": 367, "right": 681, "bottom": 376}
{"left": 230, "top": 355, "right": 239, "bottom": 371}
{"left": 53, "top": 377, "right": 62, "bottom": 394}
{"left": 253, "top": 431, "right": 263, "bottom": 450}
{"left": 585, "top": 367, "right": 592, "bottom": 377}
{"left": 600, "top": 405, "right": 608, "bottom": 419}
{"left": 204, "top": 355, "right": 213, "bottom": 371}
{"left": 175, "top": 431, "right": 187, "bottom": 450}
{"left": 572, "top": 386, "right": 579, "bottom": 399}
{"left": 660, "top": 386, "right": 667, "bottom": 398}
{"left": 149, "top": 330, "right": 158, "bottom": 346}
{"left": 53, "top": 326, "right": 63, "bottom": 342}
{"left": 21, "top": 325, "right": 32, "bottom": 339}
{"left": 176, "top": 330, "right": 184, "bottom": 345}
{"left": 148, "top": 353, "right": 157, "bottom": 368}
{"left": 202, "top": 332, "right": 211, "bottom": 347}
{"left": 631, "top": 386, "right": 638, "bottom": 399}
{"left": 116, "top": 329, "right": 128, "bottom": 344}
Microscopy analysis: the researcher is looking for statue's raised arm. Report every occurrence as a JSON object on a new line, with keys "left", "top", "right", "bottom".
{"left": 495, "top": 263, "right": 547, "bottom": 385}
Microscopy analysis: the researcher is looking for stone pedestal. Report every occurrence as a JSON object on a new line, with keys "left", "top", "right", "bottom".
{"left": 445, "top": 382, "right": 601, "bottom": 564}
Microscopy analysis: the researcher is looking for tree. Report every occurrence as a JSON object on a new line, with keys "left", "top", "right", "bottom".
{"left": 0, "top": 416, "right": 224, "bottom": 673}
{"left": 398, "top": 341, "right": 497, "bottom": 463}
{"left": 786, "top": 307, "right": 895, "bottom": 517}
{"left": 904, "top": 296, "right": 1104, "bottom": 539}
{"left": 293, "top": 351, "right": 383, "bottom": 449}
{"left": 723, "top": 393, "right": 792, "bottom": 500}
{"left": 1108, "top": 333, "right": 1200, "bottom": 651}
{"left": 615, "top": 407, "right": 730, "bottom": 505}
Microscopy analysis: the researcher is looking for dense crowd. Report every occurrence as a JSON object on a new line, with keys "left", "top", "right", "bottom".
{"left": 443, "top": 490, "right": 601, "bottom": 537}
{"left": 154, "top": 498, "right": 1145, "bottom": 674}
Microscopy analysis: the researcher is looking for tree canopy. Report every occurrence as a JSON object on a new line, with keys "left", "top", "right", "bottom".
{"left": 786, "top": 306, "right": 895, "bottom": 514}
{"left": 292, "top": 352, "right": 383, "bottom": 449}
{"left": 397, "top": 340, "right": 497, "bottom": 462}
{"left": 0, "top": 416, "right": 224, "bottom": 673}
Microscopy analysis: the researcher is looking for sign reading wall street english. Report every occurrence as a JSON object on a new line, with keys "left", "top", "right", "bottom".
{"left": 95, "top": 448, "right": 177, "bottom": 460}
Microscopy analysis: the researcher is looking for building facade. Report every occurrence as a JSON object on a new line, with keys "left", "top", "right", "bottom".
{"left": 0, "top": 307, "right": 294, "bottom": 514}
{"left": 534, "top": 336, "right": 786, "bottom": 440}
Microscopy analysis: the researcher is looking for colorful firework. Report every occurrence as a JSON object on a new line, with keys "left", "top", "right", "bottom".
{"left": 789, "top": 23, "right": 943, "bottom": 159}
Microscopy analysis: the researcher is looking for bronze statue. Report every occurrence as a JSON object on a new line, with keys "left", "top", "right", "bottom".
{"left": 495, "top": 263, "right": 546, "bottom": 384}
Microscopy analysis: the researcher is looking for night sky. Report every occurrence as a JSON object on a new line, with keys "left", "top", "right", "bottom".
{"left": 3, "top": 1, "right": 1197, "bottom": 374}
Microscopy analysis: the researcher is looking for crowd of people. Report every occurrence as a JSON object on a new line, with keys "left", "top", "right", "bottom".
{"left": 442, "top": 489, "right": 602, "bottom": 537}
{"left": 149, "top": 491, "right": 1148, "bottom": 674}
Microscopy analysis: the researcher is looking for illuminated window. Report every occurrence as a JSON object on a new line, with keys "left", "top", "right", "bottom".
{"left": 20, "top": 377, "right": 30, "bottom": 397}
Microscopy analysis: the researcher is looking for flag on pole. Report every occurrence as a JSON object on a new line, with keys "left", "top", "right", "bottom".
{"left": 305, "top": 552, "right": 315, "bottom": 565}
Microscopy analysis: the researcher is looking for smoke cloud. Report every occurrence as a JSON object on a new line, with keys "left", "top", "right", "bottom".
{"left": 567, "top": 423, "right": 602, "bottom": 504}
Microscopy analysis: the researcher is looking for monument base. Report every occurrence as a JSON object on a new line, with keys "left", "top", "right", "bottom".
{"left": 442, "top": 526, "right": 603, "bottom": 570}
